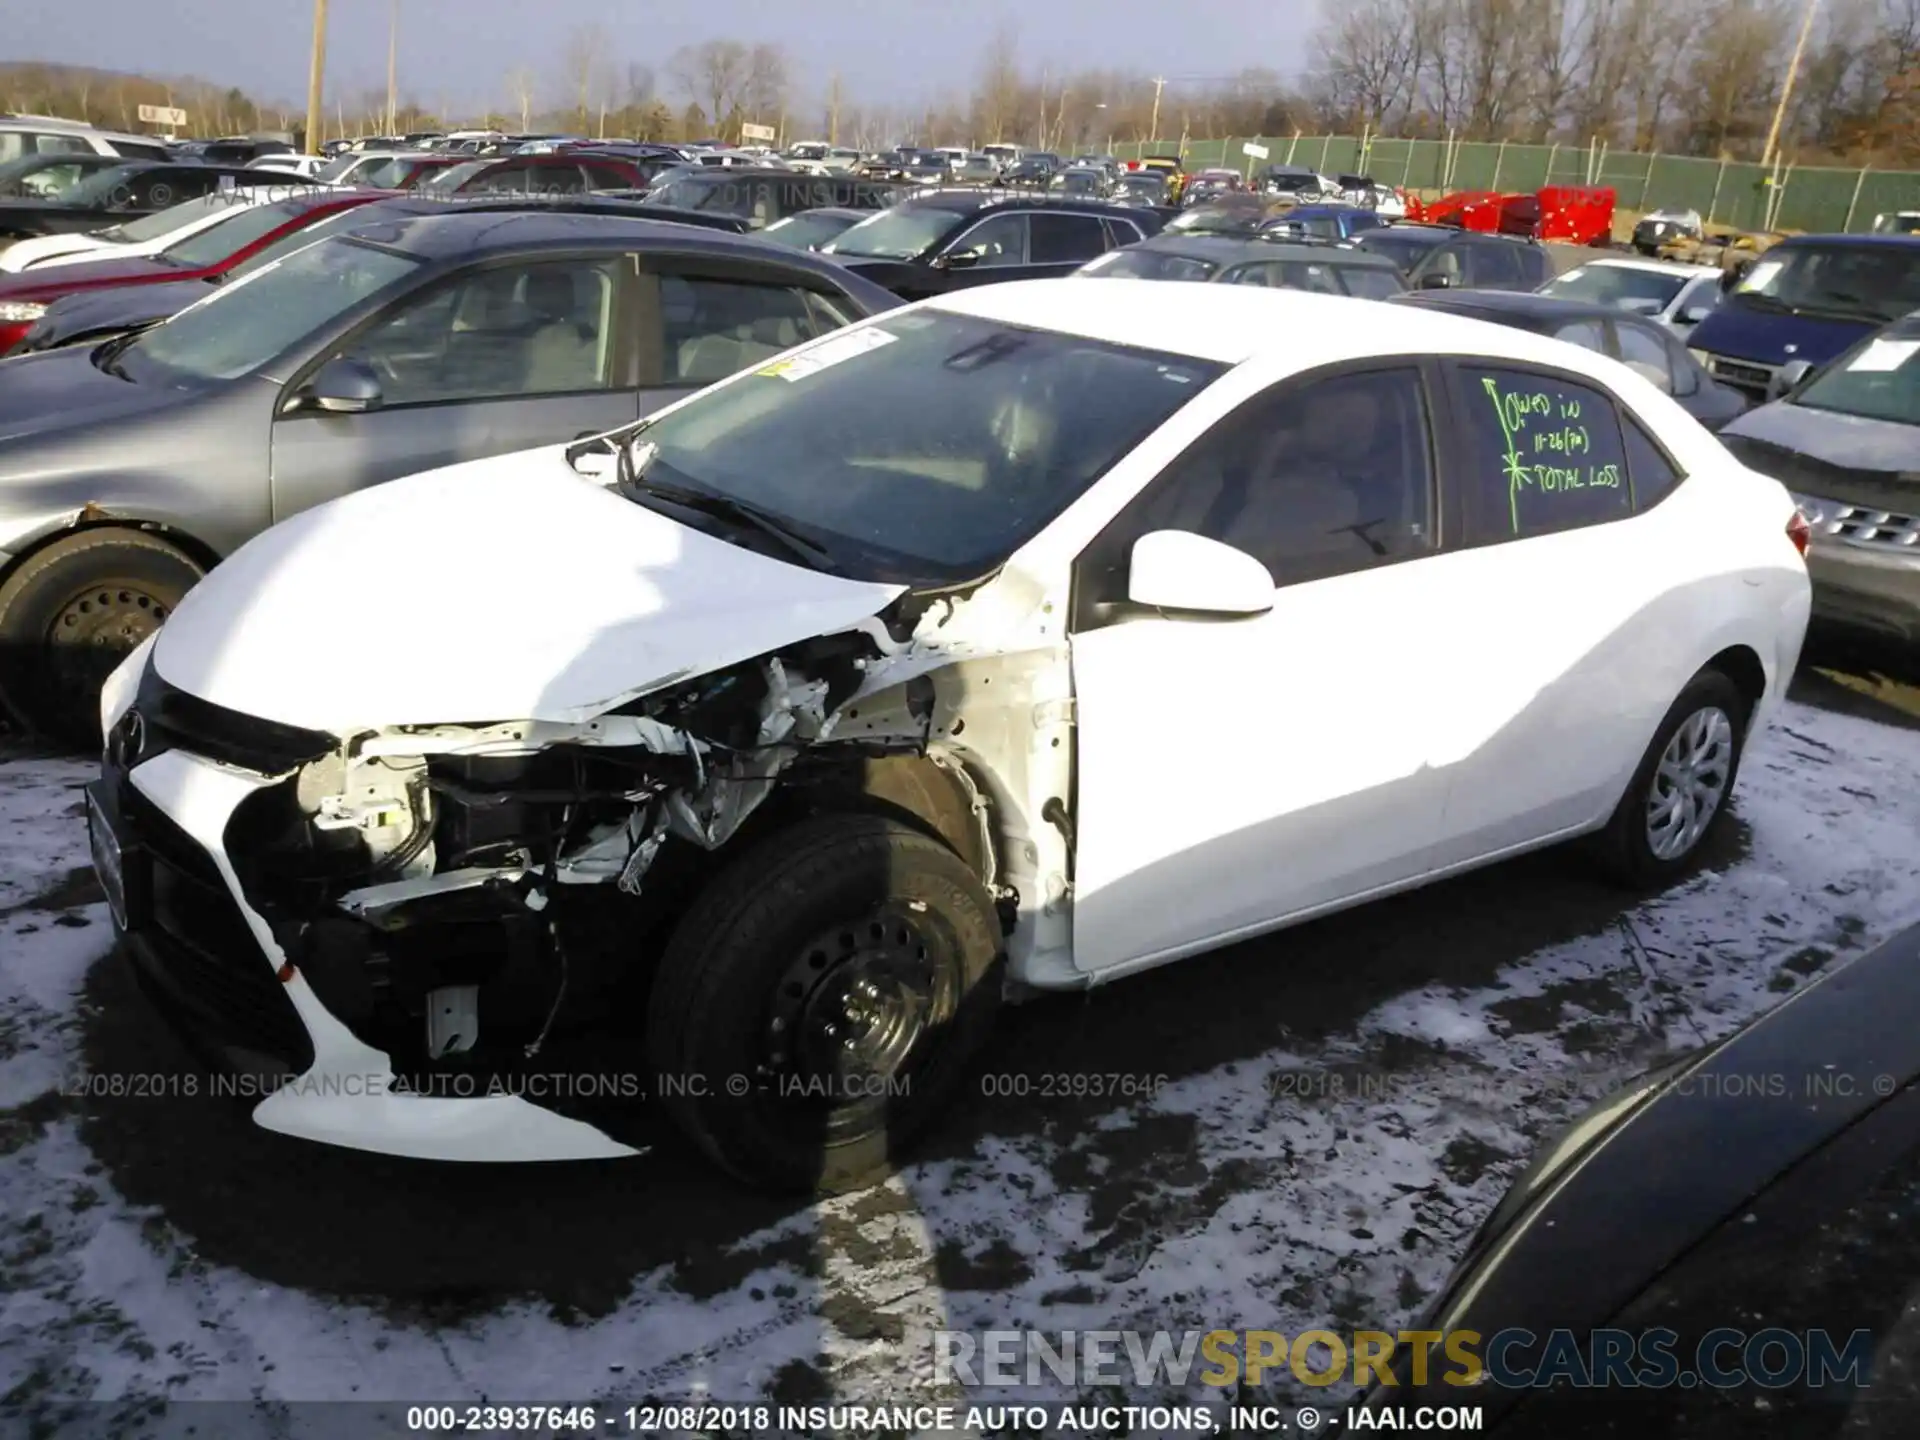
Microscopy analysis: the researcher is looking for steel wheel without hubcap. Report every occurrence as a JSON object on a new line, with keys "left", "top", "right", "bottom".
{"left": 762, "top": 905, "right": 952, "bottom": 1142}
{"left": 47, "top": 583, "right": 167, "bottom": 710}
{"left": 1645, "top": 705, "right": 1733, "bottom": 861}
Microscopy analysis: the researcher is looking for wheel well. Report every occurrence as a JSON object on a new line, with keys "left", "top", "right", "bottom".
{"left": 1704, "top": 645, "right": 1768, "bottom": 717}
{"left": 0, "top": 517, "right": 221, "bottom": 588}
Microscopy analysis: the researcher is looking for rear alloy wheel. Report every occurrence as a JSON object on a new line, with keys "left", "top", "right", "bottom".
{"left": 1590, "top": 668, "right": 1749, "bottom": 887}
{"left": 0, "top": 530, "right": 202, "bottom": 747}
{"left": 645, "top": 812, "right": 1003, "bottom": 1194}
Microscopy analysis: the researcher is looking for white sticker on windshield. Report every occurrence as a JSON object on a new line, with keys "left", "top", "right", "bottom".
{"left": 757, "top": 325, "right": 896, "bottom": 381}
{"left": 1848, "top": 338, "right": 1920, "bottom": 373}
{"left": 1740, "top": 260, "right": 1783, "bottom": 291}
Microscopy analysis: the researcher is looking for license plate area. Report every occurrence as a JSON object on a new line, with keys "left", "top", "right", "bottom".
{"left": 86, "top": 783, "right": 150, "bottom": 931}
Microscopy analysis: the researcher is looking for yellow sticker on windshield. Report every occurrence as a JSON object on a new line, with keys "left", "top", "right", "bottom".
{"left": 756, "top": 325, "right": 897, "bottom": 382}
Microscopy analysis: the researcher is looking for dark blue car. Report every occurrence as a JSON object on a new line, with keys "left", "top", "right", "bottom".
{"left": 1687, "top": 234, "right": 1920, "bottom": 402}
{"left": 1256, "top": 205, "right": 1389, "bottom": 243}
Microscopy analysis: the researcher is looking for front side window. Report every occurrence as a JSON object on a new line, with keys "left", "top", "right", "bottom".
{"left": 1453, "top": 363, "right": 1634, "bottom": 541}
{"left": 622, "top": 311, "right": 1223, "bottom": 584}
{"left": 335, "top": 258, "right": 620, "bottom": 403}
{"left": 1468, "top": 241, "right": 1524, "bottom": 288}
{"left": 949, "top": 212, "right": 1027, "bottom": 267}
{"left": 1362, "top": 229, "right": 1444, "bottom": 272}
{"left": 658, "top": 275, "right": 835, "bottom": 385}
{"left": 126, "top": 236, "right": 423, "bottom": 384}
{"left": 1092, "top": 366, "right": 1436, "bottom": 591}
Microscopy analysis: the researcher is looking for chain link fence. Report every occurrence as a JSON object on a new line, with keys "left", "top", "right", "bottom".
{"left": 1111, "top": 135, "right": 1920, "bottom": 234}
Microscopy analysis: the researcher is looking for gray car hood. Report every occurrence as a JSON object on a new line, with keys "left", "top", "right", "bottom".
{"left": 0, "top": 342, "right": 187, "bottom": 444}
{"left": 1724, "top": 398, "right": 1919, "bottom": 475}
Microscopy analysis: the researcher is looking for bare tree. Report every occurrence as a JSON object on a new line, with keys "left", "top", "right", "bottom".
{"left": 671, "top": 39, "right": 751, "bottom": 132}
{"left": 742, "top": 44, "right": 789, "bottom": 126}
{"left": 974, "top": 23, "right": 1022, "bottom": 142}
{"left": 505, "top": 66, "right": 538, "bottom": 132}
{"left": 560, "top": 24, "right": 613, "bottom": 133}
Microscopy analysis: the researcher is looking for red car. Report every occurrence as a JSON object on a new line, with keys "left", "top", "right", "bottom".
{"left": 0, "top": 189, "right": 396, "bottom": 354}
{"left": 413, "top": 153, "right": 643, "bottom": 196}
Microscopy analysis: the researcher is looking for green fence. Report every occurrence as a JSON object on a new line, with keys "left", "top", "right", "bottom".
{"left": 1113, "top": 135, "right": 1920, "bottom": 234}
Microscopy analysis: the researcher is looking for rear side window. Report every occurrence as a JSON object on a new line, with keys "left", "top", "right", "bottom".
{"left": 1030, "top": 212, "right": 1107, "bottom": 263}
{"left": 1623, "top": 416, "right": 1684, "bottom": 509}
{"left": 1453, "top": 364, "right": 1633, "bottom": 541}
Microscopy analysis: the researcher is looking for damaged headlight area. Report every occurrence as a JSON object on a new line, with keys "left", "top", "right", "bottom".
{"left": 221, "top": 635, "right": 884, "bottom": 1080}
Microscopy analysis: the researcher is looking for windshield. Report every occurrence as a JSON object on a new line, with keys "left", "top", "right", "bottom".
{"left": 60, "top": 165, "right": 149, "bottom": 207}
{"left": 645, "top": 175, "right": 736, "bottom": 212}
{"left": 161, "top": 198, "right": 308, "bottom": 269}
{"left": 418, "top": 160, "right": 490, "bottom": 193}
{"left": 1359, "top": 229, "right": 1443, "bottom": 269}
{"left": 125, "top": 235, "right": 421, "bottom": 383}
{"left": 623, "top": 311, "right": 1223, "bottom": 584}
{"left": 1791, "top": 330, "right": 1920, "bottom": 426}
{"left": 1733, "top": 243, "right": 1920, "bottom": 324}
{"left": 225, "top": 203, "right": 382, "bottom": 279}
{"left": 761, "top": 212, "right": 856, "bottom": 249}
{"left": 100, "top": 193, "right": 232, "bottom": 244}
{"left": 1079, "top": 249, "right": 1218, "bottom": 281}
{"left": 1542, "top": 264, "right": 1690, "bottom": 314}
{"left": 314, "top": 153, "right": 366, "bottom": 183}
{"left": 354, "top": 156, "right": 426, "bottom": 188}
{"left": 823, "top": 205, "right": 966, "bottom": 260}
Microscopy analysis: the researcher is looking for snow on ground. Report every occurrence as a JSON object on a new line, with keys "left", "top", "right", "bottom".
{"left": 1, "top": 691, "right": 1918, "bottom": 1434}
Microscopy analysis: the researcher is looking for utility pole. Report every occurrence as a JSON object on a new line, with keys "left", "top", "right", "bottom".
{"left": 304, "top": 0, "right": 328, "bottom": 153}
{"left": 1148, "top": 77, "right": 1166, "bottom": 148}
{"left": 385, "top": 0, "right": 399, "bottom": 135}
{"left": 1761, "top": 0, "right": 1820, "bottom": 170}
{"left": 827, "top": 73, "right": 842, "bottom": 146}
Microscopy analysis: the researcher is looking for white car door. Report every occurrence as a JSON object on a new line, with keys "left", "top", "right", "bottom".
{"left": 1419, "top": 358, "right": 1685, "bottom": 867}
{"left": 1068, "top": 364, "right": 1455, "bottom": 976}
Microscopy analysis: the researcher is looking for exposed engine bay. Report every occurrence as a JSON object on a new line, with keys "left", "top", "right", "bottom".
{"left": 190, "top": 591, "right": 1074, "bottom": 1091}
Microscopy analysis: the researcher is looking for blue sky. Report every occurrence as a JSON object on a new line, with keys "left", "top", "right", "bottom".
{"left": 14, "top": 0, "right": 1322, "bottom": 115}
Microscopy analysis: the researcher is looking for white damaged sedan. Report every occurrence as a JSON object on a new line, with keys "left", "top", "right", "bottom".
{"left": 89, "top": 281, "right": 1812, "bottom": 1191}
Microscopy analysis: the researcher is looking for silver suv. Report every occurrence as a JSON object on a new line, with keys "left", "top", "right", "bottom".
{"left": 0, "top": 116, "right": 171, "bottom": 164}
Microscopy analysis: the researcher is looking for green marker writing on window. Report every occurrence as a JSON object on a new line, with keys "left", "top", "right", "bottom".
{"left": 1480, "top": 377, "right": 1610, "bottom": 532}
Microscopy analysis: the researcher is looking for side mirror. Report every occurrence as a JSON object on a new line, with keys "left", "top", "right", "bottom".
{"left": 1770, "top": 358, "right": 1815, "bottom": 400}
{"left": 302, "top": 356, "right": 384, "bottom": 413}
{"left": 1417, "top": 271, "right": 1454, "bottom": 290}
{"left": 936, "top": 249, "right": 981, "bottom": 271}
{"left": 1127, "top": 530, "right": 1274, "bottom": 616}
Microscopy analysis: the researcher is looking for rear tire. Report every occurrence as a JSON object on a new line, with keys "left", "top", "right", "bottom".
{"left": 0, "top": 530, "right": 201, "bottom": 747}
{"left": 645, "top": 812, "right": 1003, "bottom": 1194}
{"left": 1589, "top": 668, "right": 1749, "bottom": 888}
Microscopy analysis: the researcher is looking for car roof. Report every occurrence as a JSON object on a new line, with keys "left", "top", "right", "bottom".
{"left": 1396, "top": 289, "right": 1641, "bottom": 324}
{"left": 343, "top": 207, "right": 851, "bottom": 262}
{"left": 924, "top": 277, "right": 1632, "bottom": 371}
{"left": 1569, "top": 255, "right": 1719, "bottom": 277}
{"left": 1133, "top": 232, "right": 1399, "bottom": 266}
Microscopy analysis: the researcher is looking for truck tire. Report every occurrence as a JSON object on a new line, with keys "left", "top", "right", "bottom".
{"left": 645, "top": 812, "right": 1003, "bottom": 1194}
{"left": 0, "top": 529, "right": 201, "bottom": 746}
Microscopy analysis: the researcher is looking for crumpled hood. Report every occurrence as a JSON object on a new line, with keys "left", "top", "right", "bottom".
{"left": 27, "top": 277, "right": 211, "bottom": 346}
{"left": 151, "top": 446, "right": 909, "bottom": 734}
{"left": 1690, "top": 302, "right": 1874, "bottom": 367}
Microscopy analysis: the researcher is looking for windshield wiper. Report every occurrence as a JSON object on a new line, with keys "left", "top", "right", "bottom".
{"left": 92, "top": 330, "right": 141, "bottom": 380}
{"left": 614, "top": 450, "right": 835, "bottom": 571}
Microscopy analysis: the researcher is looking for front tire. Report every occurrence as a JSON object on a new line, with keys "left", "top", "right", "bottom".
{"left": 645, "top": 812, "right": 1003, "bottom": 1194}
{"left": 1590, "top": 669, "right": 1749, "bottom": 887}
{"left": 0, "top": 530, "right": 202, "bottom": 746}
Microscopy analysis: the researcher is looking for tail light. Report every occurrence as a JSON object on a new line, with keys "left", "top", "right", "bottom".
{"left": 1787, "top": 510, "right": 1812, "bottom": 557}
